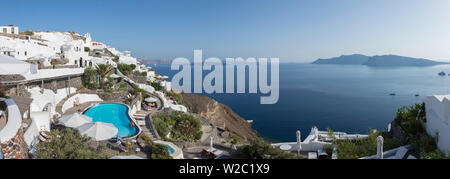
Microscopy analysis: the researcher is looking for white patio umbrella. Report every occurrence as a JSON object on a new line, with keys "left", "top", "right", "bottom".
{"left": 376, "top": 136, "right": 384, "bottom": 159}
{"left": 58, "top": 113, "right": 93, "bottom": 128}
{"left": 77, "top": 122, "right": 118, "bottom": 141}
{"left": 144, "top": 97, "right": 158, "bottom": 103}
{"left": 297, "top": 130, "right": 302, "bottom": 155}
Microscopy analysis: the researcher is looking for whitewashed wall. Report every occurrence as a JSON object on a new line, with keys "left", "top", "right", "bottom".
{"left": 424, "top": 96, "right": 450, "bottom": 155}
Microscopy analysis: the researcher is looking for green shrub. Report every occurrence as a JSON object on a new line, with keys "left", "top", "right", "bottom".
{"left": 410, "top": 134, "right": 448, "bottom": 159}
{"left": 139, "top": 133, "right": 153, "bottom": 145}
{"left": 393, "top": 103, "right": 447, "bottom": 158}
{"left": 84, "top": 47, "right": 90, "bottom": 52}
{"left": 82, "top": 67, "right": 98, "bottom": 89}
{"left": 95, "top": 64, "right": 114, "bottom": 89}
{"left": 149, "top": 82, "right": 163, "bottom": 91}
{"left": 151, "top": 143, "right": 171, "bottom": 159}
{"left": 152, "top": 112, "right": 203, "bottom": 142}
{"left": 133, "top": 71, "right": 147, "bottom": 77}
{"left": 112, "top": 55, "right": 119, "bottom": 62}
{"left": 394, "top": 103, "right": 426, "bottom": 135}
{"left": 117, "top": 63, "right": 136, "bottom": 76}
{"left": 36, "top": 128, "right": 110, "bottom": 159}
{"left": 335, "top": 130, "right": 402, "bottom": 159}
{"left": 153, "top": 114, "right": 172, "bottom": 138}
{"left": 0, "top": 87, "right": 6, "bottom": 98}
{"left": 231, "top": 135, "right": 240, "bottom": 145}
{"left": 119, "top": 83, "right": 128, "bottom": 90}
{"left": 239, "top": 138, "right": 303, "bottom": 159}
{"left": 166, "top": 91, "right": 181, "bottom": 102}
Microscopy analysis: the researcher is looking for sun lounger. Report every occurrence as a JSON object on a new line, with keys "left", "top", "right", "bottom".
{"left": 137, "top": 120, "right": 146, "bottom": 126}
{"left": 134, "top": 113, "right": 146, "bottom": 117}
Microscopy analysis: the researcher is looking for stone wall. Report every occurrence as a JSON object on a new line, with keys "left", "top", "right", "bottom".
{"left": 5, "top": 76, "right": 82, "bottom": 95}
{"left": 0, "top": 127, "right": 29, "bottom": 159}
{"left": 130, "top": 74, "right": 147, "bottom": 84}
{"left": 40, "top": 65, "right": 79, "bottom": 70}
{"left": 6, "top": 84, "right": 31, "bottom": 98}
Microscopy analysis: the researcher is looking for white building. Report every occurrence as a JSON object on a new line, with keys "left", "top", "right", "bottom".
{"left": 160, "top": 81, "right": 172, "bottom": 92}
{"left": 0, "top": 46, "right": 15, "bottom": 57}
{"left": 35, "top": 32, "right": 90, "bottom": 66}
{"left": 0, "top": 26, "right": 19, "bottom": 35}
{"left": 424, "top": 95, "right": 450, "bottom": 155}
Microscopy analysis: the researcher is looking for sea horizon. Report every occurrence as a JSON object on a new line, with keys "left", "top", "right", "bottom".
{"left": 150, "top": 63, "right": 450, "bottom": 142}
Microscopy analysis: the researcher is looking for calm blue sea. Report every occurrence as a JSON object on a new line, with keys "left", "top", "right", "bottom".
{"left": 149, "top": 63, "right": 450, "bottom": 142}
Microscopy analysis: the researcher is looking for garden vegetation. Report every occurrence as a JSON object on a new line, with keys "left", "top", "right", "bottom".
{"left": 153, "top": 112, "right": 203, "bottom": 142}
{"left": 36, "top": 128, "right": 109, "bottom": 159}
{"left": 239, "top": 138, "right": 303, "bottom": 159}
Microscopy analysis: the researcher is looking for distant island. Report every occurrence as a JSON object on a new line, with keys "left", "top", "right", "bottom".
{"left": 139, "top": 59, "right": 172, "bottom": 65}
{"left": 312, "top": 54, "right": 449, "bottom": 67}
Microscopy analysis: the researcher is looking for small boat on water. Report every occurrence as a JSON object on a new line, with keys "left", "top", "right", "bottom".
{"left": 389, "top": 93, "right": 396, "bottom": 96}
{"left": 415, "top": 94, "right": 420, "bottom": 97}
{"left": 439, "top": 72, "right": 446, "bottom": 76}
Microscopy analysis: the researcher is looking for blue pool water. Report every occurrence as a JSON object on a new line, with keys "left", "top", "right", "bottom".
{"left": 84, "top": 104, "right": 137, "bottom": 137}
{"left": 164, "top": 144, "right": 175, "bottom": 155}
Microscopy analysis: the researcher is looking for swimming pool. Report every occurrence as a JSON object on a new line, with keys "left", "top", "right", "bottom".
{"left": 164, "top": 144, "right": 175, "bottom": 155}
{"left": 84, "top": 103, "right": 138, "bottom": 137}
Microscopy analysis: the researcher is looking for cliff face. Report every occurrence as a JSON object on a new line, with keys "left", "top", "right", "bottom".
{"left": 181, "top": 93, "right": 259, "bottom": 142}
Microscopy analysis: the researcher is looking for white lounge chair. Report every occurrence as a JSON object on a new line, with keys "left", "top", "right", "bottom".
{"left": 133, "top": 116, "right": 145, "bottom": 120}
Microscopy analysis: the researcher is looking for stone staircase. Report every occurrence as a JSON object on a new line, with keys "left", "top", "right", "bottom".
{"left": 55, "top": 91, "right": 79, "bottom": 114}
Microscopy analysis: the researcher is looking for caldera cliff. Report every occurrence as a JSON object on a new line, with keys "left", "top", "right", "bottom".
{"left": 181, "top": 93, "right": 259, "bottom": 142}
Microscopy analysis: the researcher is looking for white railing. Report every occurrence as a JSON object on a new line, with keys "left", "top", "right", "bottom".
{"left": 0, "top": 99, "right": 22, "bottom": 143}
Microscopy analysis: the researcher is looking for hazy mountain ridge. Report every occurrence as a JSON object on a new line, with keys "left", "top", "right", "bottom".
{"left": 139, "top": 59, "right": 172, "bottom": 64}
{"left": 312, "top": 54, "right": 449, "bottom": 67}
{"left": 312, "top": 54, "right": 370, "bottom": 65}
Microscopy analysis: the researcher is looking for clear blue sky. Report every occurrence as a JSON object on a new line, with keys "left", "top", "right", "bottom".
{"left": 3, "top": 0, "right": 450, "bottom": 62}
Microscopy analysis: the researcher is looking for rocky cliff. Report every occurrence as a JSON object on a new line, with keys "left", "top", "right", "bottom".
{"left": 181, "top": 93, "right": 259, "bottom": 142}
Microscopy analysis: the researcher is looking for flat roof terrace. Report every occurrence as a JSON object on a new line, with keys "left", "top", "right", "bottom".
{"left": 0, "top": 68, "right": 84, "bottom": 87}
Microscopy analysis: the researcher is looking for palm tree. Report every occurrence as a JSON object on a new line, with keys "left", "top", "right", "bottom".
{"left": 83, "top": 67, "right": 97, "bottom": 89}
{"left": 95, "top": 64, "right": 114, "bottom": 89}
